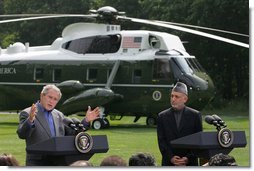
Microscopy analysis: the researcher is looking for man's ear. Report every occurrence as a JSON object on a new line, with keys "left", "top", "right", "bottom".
{"left": 184, "top": 95, "right": 188, "bottom": 103}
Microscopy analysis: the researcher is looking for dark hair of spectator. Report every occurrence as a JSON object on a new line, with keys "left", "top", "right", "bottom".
{"left": 0, "top": 153, "right": 19, "bottom": 166}
{"left": 100, "top": 155, "right": 127, "bottom": 166}
{"left": 209, "top": 153, "right": 237, "bottom": 166}
{"left": 69, "top": 160, "right": 93, "bottom": 166}
{"left": 129, "top": 152, "right": 156, "bottom": 166}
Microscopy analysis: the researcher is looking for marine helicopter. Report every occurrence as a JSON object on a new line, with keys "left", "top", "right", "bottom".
{"left": 0, "top": 6, "right": 249, "bottom": 129}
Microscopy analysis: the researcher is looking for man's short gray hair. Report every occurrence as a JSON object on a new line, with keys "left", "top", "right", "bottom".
{"left": 41, "top": 84, "right": 62, "bottom": 99}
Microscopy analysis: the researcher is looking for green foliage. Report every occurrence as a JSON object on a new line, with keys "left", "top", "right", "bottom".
{"left": 0, "top": 32, "right": 19, "bottom": 48}
{"left": 2, "top": 0, "right": 93, "bottom": 46}
{"left": 185, "top": 0, "right": 249, "bottom": 100}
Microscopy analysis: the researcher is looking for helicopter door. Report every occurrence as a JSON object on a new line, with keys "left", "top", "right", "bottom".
{"left": 152, "top": 58, "right": 173, "bottom": 83}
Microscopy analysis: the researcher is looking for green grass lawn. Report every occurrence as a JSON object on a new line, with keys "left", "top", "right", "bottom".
{"left": 0, "top": 111, "right": 250, "bottom": 166}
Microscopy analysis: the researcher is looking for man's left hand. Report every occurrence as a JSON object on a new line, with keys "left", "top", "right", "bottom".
{"left": 85, "top": 106, "right": 100, "bottom": 122}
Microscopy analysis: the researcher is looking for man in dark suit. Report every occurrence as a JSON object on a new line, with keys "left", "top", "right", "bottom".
{"left": 17, "top": 84, "right": 100, "bottom": 166}
{"left": 157, "top": 82, "right": 203, "bottom": 166}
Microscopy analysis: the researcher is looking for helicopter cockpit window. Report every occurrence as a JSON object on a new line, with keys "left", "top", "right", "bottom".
{"left": 62, "top": 34, "right": 121, "bottom": 54}
{"left": 185, "top": 58, "right": 206, "bottom": 73}
{"left": 153, "top": 58, "right": 171, "bottom": 80}
{"left": 172, "top": 57, "right": 205, "bottom": 74}
{"left": 172, "top": 57, "right": 193, "bottom": 74}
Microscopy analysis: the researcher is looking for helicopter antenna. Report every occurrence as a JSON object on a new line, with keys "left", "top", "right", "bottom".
{"left": 118, "top": 16, "right": 249, "bottom": 48}
{"left": 153, "top": 20, "right": 249, "bottom": 37}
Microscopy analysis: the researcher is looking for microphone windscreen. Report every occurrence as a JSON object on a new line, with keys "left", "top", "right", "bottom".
{"left": 72, "top": 117, "right": 81, "bottom": 124}
{"left": 63, "top": 117, "right": 74, "bottom": 125}
{"left": 212, "top": 114, "right": 222, "bottom": 121}
{"left": 204, "top": 115, "right": 215, "bottom": 125}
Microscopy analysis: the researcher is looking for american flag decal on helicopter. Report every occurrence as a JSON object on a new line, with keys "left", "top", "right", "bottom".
{"left": 122, "top": 36, "right": 142, "bottom": 48}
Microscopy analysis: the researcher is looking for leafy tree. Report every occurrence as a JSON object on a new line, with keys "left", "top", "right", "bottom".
{"left": 186, "top": 0, "right": 249, "bottom": 100}
{"left": 2, "top": 0, "right": 92, "bottom": 46}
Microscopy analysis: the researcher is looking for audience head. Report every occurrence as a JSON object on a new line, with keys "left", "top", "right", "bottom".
{"left": 209, "top": 153, "right": 237, "bottom": 166}
{"left": 0, "top": 153, "right": 19, "bottom": 166}
{"left": 100, "top": 155, "right": 127, "bottom": 166}
{"left": 129, "top": 152, "right": 156, "bottom": 166}
{"left": 69, "top": 160, "right": 93, "bottom": 167}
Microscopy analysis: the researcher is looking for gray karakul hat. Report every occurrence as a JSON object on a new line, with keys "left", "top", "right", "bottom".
{"left": 172, "top": 82, "right": 188, "bottom": 96}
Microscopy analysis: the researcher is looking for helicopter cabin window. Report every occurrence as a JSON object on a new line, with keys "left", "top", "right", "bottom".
{"left": 53, "top": 69, "right": 61, "bottom": 82}
{"left": 62, "top": 34, "right": 121, "bottom": 54}
{"left": 153, "top": 59, "right": 172, "bottom": 80}
{"left": 133, "top": 69, "right": 142, "bottom": 83}
{"left": 87, "top": 68, "right": 98, "bottom": 81}
{"left": 34, "top": 68, "right": 44, "bottom": 81}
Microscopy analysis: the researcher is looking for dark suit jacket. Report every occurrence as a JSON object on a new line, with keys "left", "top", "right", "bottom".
{"left": 157, "top": 106, "right": 203, "bottom": 166}
{"left": 16, "top": 104, "right": 89, "bottom": 166}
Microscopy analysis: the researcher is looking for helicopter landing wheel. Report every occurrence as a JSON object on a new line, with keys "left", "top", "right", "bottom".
{"left": 146, "top": 116, "right": 157, "bottom": 126}
{"left": 92, "top": 119, "right": 103, "bottom": 130}
{"left": 92, "top": 118, "right": 110, "bottom": 129}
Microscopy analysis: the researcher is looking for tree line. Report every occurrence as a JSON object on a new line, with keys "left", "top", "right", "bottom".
{"left": 0, "top": 0, "right": 249, "bottom": 107}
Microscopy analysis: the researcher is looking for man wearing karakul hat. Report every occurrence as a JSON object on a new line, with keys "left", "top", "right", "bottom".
{"left": 157, "top": 82, "right": 203, "bottom": 166}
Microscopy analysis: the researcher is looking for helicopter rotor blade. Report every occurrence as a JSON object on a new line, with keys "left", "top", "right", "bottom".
{"left": 118, "top": 16, "right": 249, "bottom": 48}
{"left": 153, "top": 20, "right": 249, "bottom": 38}
{"left": 0, "top": 14, "right": 64, "bottom": 18}
{"left": 0, "top": 14, "right": 97, "bottom": 24}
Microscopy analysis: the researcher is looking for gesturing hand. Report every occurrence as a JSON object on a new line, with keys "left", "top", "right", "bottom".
{"left": 171, "top": 155, "right": 188, "bottom": 166}
{"left": 85, "top": 106, "right": 100, "bottom": 122}
{"left": 29, "top": 103, "right": 37, "bottom": 123}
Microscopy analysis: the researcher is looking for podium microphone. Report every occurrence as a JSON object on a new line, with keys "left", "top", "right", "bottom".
{"left": 204, "top": 115, "right": 220, "bottom": 127}
{"left": 63, "top": 117, "right": 78, "bottom": 131}
{"left": 72, "top": 118, "right": 87, "bottom": 132}
{"left": 212, "top": 114, "right": 227, "bottom": 127}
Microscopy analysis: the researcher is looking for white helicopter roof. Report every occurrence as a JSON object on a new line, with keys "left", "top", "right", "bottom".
{"left": 62, "top": 23, "right": 121, "bottom": 42}
{"left": 0, "top": 22, "right": 192, "bottom": 63}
